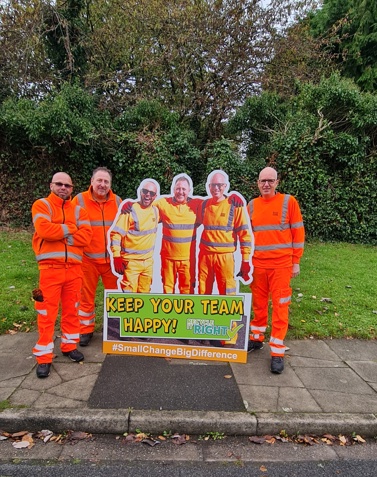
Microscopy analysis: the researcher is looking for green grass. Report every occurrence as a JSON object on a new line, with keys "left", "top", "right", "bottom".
{"left": 288, "top": 242, "right": 377, "bottom": 339}
{"left": 1, "top": 230, "right": 376, "bottom": 339}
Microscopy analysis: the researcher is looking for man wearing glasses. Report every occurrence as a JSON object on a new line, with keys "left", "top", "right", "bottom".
{"left": 110, "top": 179, "right": 159, "bottom": 293}
{"left": 247, "top": 167, "right": 305, "bottom": 374}
{"left": 198, "top": 170, "right": 252, "bottom": 297}
{"left": 72, "top": 167, "right": 122, "bottom": 347}
{"left": 31, "top": 172, "right": 92, "bottom": 378}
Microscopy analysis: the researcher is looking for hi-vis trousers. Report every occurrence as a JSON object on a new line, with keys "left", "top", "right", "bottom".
{"left": 249, "top": 266, "right": 292, "bottom": 357}
{"left": 78, "top": 258, "right": 118, "bottom": 334}
{"left": 33, "top": 264, "right": 83, "bottom": 364}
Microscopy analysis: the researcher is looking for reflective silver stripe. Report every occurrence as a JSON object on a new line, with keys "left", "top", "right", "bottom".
{"left": 247, "top": 201, "right": 254, "bottom": 216}
{"left": 61, "top": 337, "right": 76, "bottom": 344}
{"left": 84, "top": 252, "right": 107, "bottom": 259}
{"left": 162, "top": 235, "right": 195, "bottom": 243}
{"left": 128, "top": 227, "right": 158, "bottom": 237}
{"left": 33, "top": 341, "right": 54, "bottom": 356}
{"left": 269, "top": 344, "right": 285, "bottom": 355}
{"left": 36, "top": 252, "right": 82, "bottom": 261}
{"left": 293, "top": 242, "right": 304, "bottom": 249}
{"left": 80, "top": 318, "right": 95, "bottom": 326}
{"left": 131, "top": 205, "right": 158, "bottom": 232}
{"left": 34, "top": 342, "right": 54, "bottom": 351}
{"left": 279, "top": 295, "right": 291, "bottom": 304}
{"left": 111, "top": 239, "right": 121, "bottom": 248}
{"left": 164, "top": 223, "right": 196, "bottom": 230}
{"left": 200, "top": 239, "right": 236, "bottom": 248}
{"left": 226, "top": 287, "right": 236, "bottom": 294}
{"left": 270, "top": 336, "right": 284, "bottom": 346}
{"left": 251, "top": 333, "right": 261, "bottom": 339}
{"left": 78, "top": 219, "right": 91, "bottom": 226}
{"left": 116, "top": 196, "right": 122, "bottom": 207}
{"left": 33, "top": 213, "right": 51, "bottom": 223}
{"left": 76, "top": 193, "right": 85, "bottom": 208}
{"left": 253, "top": 224, "right": 290, "bottom": 232}
{"left": 251, "top": 325, "right": 267, "bottom": 332}
{"left": 40, "top": 198, "right": 53, "bottom": 215}
{"left": 254, "top": 243, "right": 292, "bottom": 252}
{"left": 63, "top": 333, "right": 80, "bottom": 340}
{"left": 78, "top": 310, "right": 94, "bottom": 317}
{"left": 234, "top": 224, "right": 249, "bottom": 233}
{"left": 291, "top": 221, "right": 304, "bottom": 229}
{"left": 67, "top": 235, "right": 74, "bottom": 246}
{"left": 281, "top": 194, "right": 290, "bottom": 224}
{"left": 240, "top": 240, "right": 252, "bottom": 247}
{"left": 204, "top": 225, "right": 233, "bottom": 231}
{"left": 91, "top": 220, "right": 114, "bottom": 226}
{"left": 36, "top": 309, "right": 47, "bottom": 316}
{"left": 112, "top": 225, "right": 127, "bottom": 237}
{"left": 62, "top": 224, "right": 69, "bottom": 236}
{"left": 122, "top": 246, "right": 155, "bottom": 255}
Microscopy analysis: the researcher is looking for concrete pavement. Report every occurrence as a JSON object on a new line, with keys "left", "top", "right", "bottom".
{"left": 0, "top": 332, "right": 376, "bottom": 437}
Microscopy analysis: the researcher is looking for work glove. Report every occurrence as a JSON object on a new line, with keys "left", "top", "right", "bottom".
{"left": 113, "top": 257, "right": 126, "bottom": 274}
{"left": 229, "top": 193, "right": 244, "bottom": 207}
{"left": 237, "top": 261, "right": 251, "bottom": 280}
{"left": 121, "top": 200, "right": 134, "bottom": 214}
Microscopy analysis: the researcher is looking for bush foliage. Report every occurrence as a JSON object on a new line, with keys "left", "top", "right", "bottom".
{"left": 1, "top": 76, "right": 377, "bottom": 245}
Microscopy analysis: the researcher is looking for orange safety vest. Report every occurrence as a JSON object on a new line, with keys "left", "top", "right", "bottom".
{"left": 156, "top": 196, "right": 203, "bottom": 260}
{"left": 110, "top": 201, "right": 159, "bottom": 260}
{"left": 72, "top": 187, "right": 122, "bottom": 264}
{"left": 199, "top": 196, "right": 252, "bottom": 261}
{"left": 32, "top": 193, "right": 92, "bottom": 266}
{"left": 247, "top": 192, "right": 305, "bottom": 269}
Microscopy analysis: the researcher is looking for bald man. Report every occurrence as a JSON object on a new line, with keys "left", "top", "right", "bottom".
{"left": 247, "top": 167, "right": 305, "bottom": 374}
{"left": 31, "top": 172, "right": 92, "bottom": 378}
{"left": 110, "top": 180, "right": 160, "bottom": 293}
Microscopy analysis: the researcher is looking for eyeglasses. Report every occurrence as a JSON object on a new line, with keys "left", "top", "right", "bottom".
{"left": 141, "top": 188, "right": 156, "bottom": 197}
{"left": 258, "top": 179, "right": 276, "bottom": 185}
{"left": 52, "top": 182, "right": 73, "bottom": 188}
{"left": 210, "top": 183, "right": 226, "bottom": 188}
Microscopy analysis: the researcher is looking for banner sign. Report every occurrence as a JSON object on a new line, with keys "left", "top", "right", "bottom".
{"left": 103, "top": 170, "right": 253, "bottom": 363}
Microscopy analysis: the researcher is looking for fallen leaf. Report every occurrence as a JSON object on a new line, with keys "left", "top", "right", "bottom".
{"left": 11, "top": 431, "right": 29, "bottom": 438}
{"left": 172, "top": 434, "right": 187, "bottom": 445}
{"left": 260, "top": 465, "right": 268, "bottom": 472}
{"left": 320, "top": 297, "right": 332, "bottom": 303}
{"left": 353, "top": 435, "right": 366, "bottom": 443}
{"left": 248, "top": 436, "right": 265, "bottom": 444}
{"left": 338, "top": 435, "right": 347, "bottom": 445}
{"left": 224, "top": 375, "right": 232, "bottom": 379}
{"left": 12, "top": 441, "right": 30, "bottom": 449}
{"left": 142, "top": 438, "right": 160, "bottom": 447}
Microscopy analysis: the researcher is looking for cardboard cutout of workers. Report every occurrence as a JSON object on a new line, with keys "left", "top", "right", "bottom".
{"left": 103, "top": 172, "right": 253, "bottom": 363}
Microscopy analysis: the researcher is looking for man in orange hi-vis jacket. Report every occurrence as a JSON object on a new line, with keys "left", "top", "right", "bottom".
{"left": 72, "top": 167, "right": 122, "bottom": 347}
{"left": 32, "top": 172, "right": 92, "bottom": 379}
{"left": 247, "top": 166, "right": 305, "bottom": 374}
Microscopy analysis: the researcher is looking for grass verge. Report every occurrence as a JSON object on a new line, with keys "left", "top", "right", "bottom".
{"left": 1, "top": 230, "right": 376, "bottom": 339}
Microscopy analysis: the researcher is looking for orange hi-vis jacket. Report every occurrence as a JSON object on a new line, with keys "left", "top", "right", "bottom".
{"left": 199, "top": 196, "right": 252, "bottom": 261}
{"left": 247, "top": 192, "right": 305, "bottom": 269}
{"left": 72, "top": 187, "right": 122, "bottom": 264}
{"left": 155, "top": 196, "right": 203, "bottom": 260}
{"left": 110, "top": 202, "right": 159, "bottom": 260}
{"left": 32, "top": 193, "right": 92, "bottom": 267}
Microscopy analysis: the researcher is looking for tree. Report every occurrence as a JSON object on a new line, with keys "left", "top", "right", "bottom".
{"left": 310, "top": 0, "right": 377, "bottom": 92}
{"left": 261, "top": 18, "right": 339, "bottom": 98}
{"left": 228, "top": 74, "right": 377, "bottom": 243}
